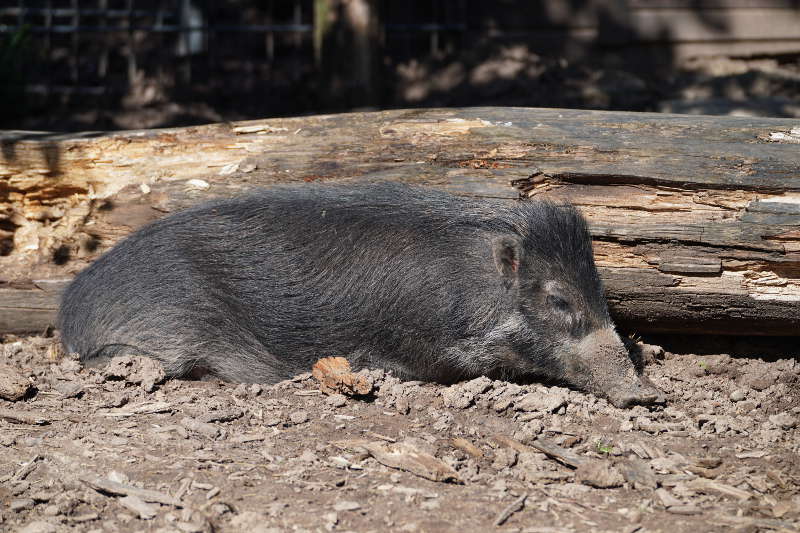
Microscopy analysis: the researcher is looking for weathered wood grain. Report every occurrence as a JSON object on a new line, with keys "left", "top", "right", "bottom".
{"left": 1, "top": 107, "right": 799, "bottom": 335}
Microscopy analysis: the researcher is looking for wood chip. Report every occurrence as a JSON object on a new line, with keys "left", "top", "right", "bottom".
{"left": 312, "top": 357, "right": 373, "bottom": 396}
{"left": 494, "top": 493, "right": 527, "bottom": 526}
{"left": 197, "top": 409, "right": 243, "bottom": 423}
{"left": 0, "top": 408, "right": 50, "bottom": 425}
{"left": 686, "top": 465, "right": 718, "bottom": 479}
{"left": 362, "top": 441, "right": 461, "bottom": 483}
{"left": 81, "top": 476, "right": 182, "bottom": 507}
{"left": 694, "top": 456, "right": 722, "bottom": 469}
{"left": 100, "top": 401, "right": 173, "bottom": 417}
{"left": 451, "top": 437, "right": 483, "bottom": 458}
{"left": 735, "top": 450, "right": 768, "bottom": 459}
{"left": 0, "top": 364, "right": 32, "bottom": 401}
{"left": 364, "top": 431, "right": 396, "bottom": 443}
{"left": 118, "top": 495, "right": 158, "bottom": 519}
{"left": 688, "top": 478, "right": 752, "bottom": 501}
{"left": 666, "top": 504, "right": 702, "bottom": 515}
{"left": 491, "top": 435, "right": 535, "bottom": 454}
{"left": 530, "top": 437, "right": 586, "bottom": 468}
{"left": 12, "top": 455, "right": 41, "bottom": 481}
{"left": 655, "top": 488, "right": 682, "bottom": 507}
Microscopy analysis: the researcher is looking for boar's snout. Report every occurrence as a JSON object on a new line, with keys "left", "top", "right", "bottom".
{"left": 604, "top": 374, "right": 666, "bottom": 409}
{"left": 566, "top": 328, "right": 665, "bottom": 409}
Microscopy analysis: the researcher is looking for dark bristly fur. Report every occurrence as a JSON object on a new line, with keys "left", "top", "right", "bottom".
{"left": 58, "top": 182, "right": 662, "bottom": 406}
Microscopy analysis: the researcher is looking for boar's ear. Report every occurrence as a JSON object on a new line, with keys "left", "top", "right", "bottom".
{"left": 492, "top": 236, "right": 522, "bottom": 283}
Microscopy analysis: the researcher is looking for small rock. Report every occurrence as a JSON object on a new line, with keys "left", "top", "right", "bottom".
{"left": 42, "top": 505, "right": 60, "bottom": 516}
{"left": 323, "top": 511, "right": 338, "bottom": 532}
{"left": 515, "top": 389, "right": 568, "bottom": 413}
{"left": 744, "top": 372, "right": 776, "bottom": 391}
{"left": 10, "top": 498, "right": 35, "bottom": 512}
{"left": 729, "top": 390, "right": 746, "bottom": 402}
{"left": 326, "top": 394, "right": 348, "bottom": 408}
{"left": 333, "top": 501, "right": 361, "bottom": 512}
{"left": 103, "top": 355, "right": 166, "bottom": 392}
{"left": 180, "top": 417, "right": 220, "bottom": 438}
{"left": 514, "top": 392, "right": 541, "bottom": 412}
{"left": 769, "top": 413, "right": 797, "bottom": 430}
{"left": 441, "top": 387, "right": 473, "bottom": 409}
{"left": 493, "top": 397, "right": 513, "bottom": 412}
{"left": 289, "top": 410, "right": 309, "bottom": 424}
{"left": 575, "top": 461, "right": 624, "bottom": 488}
{"left": 53, "top": 381, "right": 83, "bottom": 399}
{"left": 461, "top": 376, "right": 492, "bottom": 396}
{"left": 0, "top": 363, "right": 32, "bottom": 401}
{"left": 736, "top": 401, "right": 758, "bottom": 415}
{"left": 491, "top": 448, "right": 518, "bottom": 470}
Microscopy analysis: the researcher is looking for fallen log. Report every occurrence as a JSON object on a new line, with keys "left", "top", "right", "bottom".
{"left": 1, "top": 107, "right": 798, "bottom": 335}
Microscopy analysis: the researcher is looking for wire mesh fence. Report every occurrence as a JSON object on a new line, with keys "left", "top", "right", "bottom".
{"left": 0, "top": 0, "right": 469, "bottom": 107}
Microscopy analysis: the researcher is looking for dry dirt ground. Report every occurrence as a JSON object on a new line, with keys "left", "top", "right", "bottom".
{"left": 0, "top": 335, "right": 798, "bottom": 533}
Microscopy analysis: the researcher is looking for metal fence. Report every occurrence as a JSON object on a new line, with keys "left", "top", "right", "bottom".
{"left": 0, "top": 0, "right": 468, "bottom": 104}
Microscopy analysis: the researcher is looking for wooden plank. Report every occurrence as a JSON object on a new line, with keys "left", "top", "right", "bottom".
{"left": 0, "top": 288, "right": 62, "bottom": 334}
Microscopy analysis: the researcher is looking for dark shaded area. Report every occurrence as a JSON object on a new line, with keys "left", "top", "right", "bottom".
{"left": 0, "top": 0, "right": 799, "bottom": 132}
{"left": 643, "top": 333, "right": 800, "bottom": 361}
{"left": 52, "top": 244, "right": 71, "bottom": 265}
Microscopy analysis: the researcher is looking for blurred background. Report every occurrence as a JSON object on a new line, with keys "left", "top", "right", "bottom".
{"left": 2, "top": 0, "right": 800, "bottom": 132}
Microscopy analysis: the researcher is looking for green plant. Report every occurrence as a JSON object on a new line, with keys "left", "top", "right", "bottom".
{"left": 595, "top": 439, "right": 614, "bottom": 455}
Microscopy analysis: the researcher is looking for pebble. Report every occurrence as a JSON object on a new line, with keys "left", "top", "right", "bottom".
{"left": 326, "top": 394, "right": 348, "bottom": 408}
{"left": 10, "top": 498, "right": 35, "bottom": 512}
{"left": 289, "top": 410, "right": 309, "bottom": 424}
{"left": 42, "top": 505, "right": 60, "bottom": 516}
{"left": 333, "top": 501, "right": 361, "bottom": 512}
{"left": 729, "top": 390, "right": 746, "bottom": 402}
{"left": 769, "top": 413, "right": 797, "bottom": 430}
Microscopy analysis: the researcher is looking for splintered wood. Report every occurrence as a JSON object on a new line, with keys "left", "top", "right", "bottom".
{"left": 81, "top": 476, "right": 183, "bottom": 507}
{"left": 312, "top": 357, "right": 373, "bottom": 396}
{"left": 362, "top": 441, "right": 461, "bottom": 483}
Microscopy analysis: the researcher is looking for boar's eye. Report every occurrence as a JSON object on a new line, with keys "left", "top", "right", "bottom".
{"left": 546, "top": 293, "right": 572, "bottom": 313}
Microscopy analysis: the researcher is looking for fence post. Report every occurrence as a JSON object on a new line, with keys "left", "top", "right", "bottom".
{"left": 314, "top": 0, "right": 382, "bottom": 109}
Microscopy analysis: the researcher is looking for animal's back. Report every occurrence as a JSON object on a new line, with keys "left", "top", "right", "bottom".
{"left": 58, "top": 182, "right": 510, "bottom": 382}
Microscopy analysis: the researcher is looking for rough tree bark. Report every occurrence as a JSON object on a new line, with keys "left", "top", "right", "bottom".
{"left": 1, "top": 107, "right": 799, "bottom": 335}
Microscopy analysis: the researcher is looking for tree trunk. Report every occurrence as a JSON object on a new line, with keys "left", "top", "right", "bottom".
{"left": 1, "top": 107, "right": 799, "bottom": 335}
